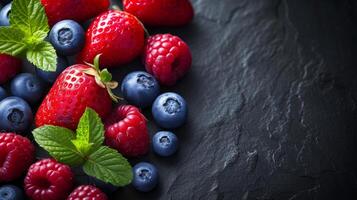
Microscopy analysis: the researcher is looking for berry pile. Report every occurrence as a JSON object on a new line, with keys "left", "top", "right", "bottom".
{"left": 0, "top": 0, "right": 193, "bottom": 198}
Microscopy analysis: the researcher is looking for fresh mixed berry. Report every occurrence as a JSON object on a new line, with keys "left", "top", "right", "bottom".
{"left": 0, "top": 0, "right": 194, "bottom": 197}
{"left": 121, "top": 71, "right": 160, "bottom": 108}
{"left": 132, "top": 162, "right": 159, "bottom": 192}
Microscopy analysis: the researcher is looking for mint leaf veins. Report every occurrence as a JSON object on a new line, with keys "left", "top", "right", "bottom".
{"left": 0, "top": 0, "right": 57, "bottom": 71}
{"left": 32, "top": 108, "right": 133, "bottom": 187}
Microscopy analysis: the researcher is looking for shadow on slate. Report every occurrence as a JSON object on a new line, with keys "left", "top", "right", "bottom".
{"left": 110, "top": 0, "right": 357, "bottom": 199}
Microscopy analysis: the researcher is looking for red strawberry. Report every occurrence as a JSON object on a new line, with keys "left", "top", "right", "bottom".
{"left": 123, "top": 0, "right": 194, "bottom": 27}
{"left": 77, "top": 10, "right": 145, "bottom": 68}
{"left": 0, "top": 54, "right": 22, "bottom": 84}
{"left": 105, "top": 105, "right": 149, "bottom": 157}
{"left": 67, "top": 185, "right": 108, "bottom": 200}
{"left": 143, "top": 33, "right": 192, "bottom": 86}
{"left": 41, "top": 0, "right": 110, "bottom": 26}
{"left": 35, "top": 55, "right": 118, "bottom": 130}
{"left": 24, "top": 159, "right": 74, "bottom": 200}
{"left": 0, "top": 133, "right": 35, "bottom": 182}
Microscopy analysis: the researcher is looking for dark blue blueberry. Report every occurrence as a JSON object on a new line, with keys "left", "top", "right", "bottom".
{"left": 0, "top": 86, "right": 7, "bottom": 101}
{"left": 10, "top": 73, "right": 44, "bottom": 105}
{"left": 0, "top": 185, "right": 24, "bottom": 200}
{"left": 49, "top": 20, "right": 85, "bottom": 56}
{"left": 36, "top": 56, "right": 68, "bottom": 83}
{"left": 152, "top": 131, "right": 179, "bottom": 157}
{"left": 0, "top": 3, "right": 11, "bottom": 26}
{"left": 121, "top": 71, "right": 160, "bottom": 108}
{"left": 152, "top": 92, "right": 187, "bottom": 129}
{"left": 132, "top": 162, "right": 159, "bottom": 192}
{"left": 0, "top": 97, "right": 33, "bottom": 133}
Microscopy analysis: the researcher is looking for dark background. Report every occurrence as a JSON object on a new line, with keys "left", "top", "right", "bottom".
{"left": 111, "top": 0, "right": 357, "bottom": 199}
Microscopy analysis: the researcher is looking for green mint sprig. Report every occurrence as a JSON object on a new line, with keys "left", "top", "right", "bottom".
{"left": 0, "top": 0, "right": 57, "bottom": 71}
{"left": 32, "top": 108, "right": 133, "bottom": 187}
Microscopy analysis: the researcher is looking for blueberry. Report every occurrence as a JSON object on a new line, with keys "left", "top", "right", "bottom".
{"left": 0, "top": 86, "right": 7, "bottom": 101}
{"left": 132, "top": 162, "right": 159, "bottom": 192}
{"left": 10, "top": 73, "right": 44, "bottom": 105}
{"left": 0, "top": 3, "right": 11, "bottom": 26}
{"left": 121, "top": 71, "right": 160, "bottom": 108}
{"left": 152, "top": 92, "right": 187, "bottom": 129}
{"left": 49, "top": 20, "right": 85, "bottom": 56}
{"left": 152, "top": 131, "right": 179, "bottom": 157}
{"left": 36, "top": 56, "right": 68, "bottom": 83}
{"left": 0, "top": 185, "right": 24, "bottom": 200}
{"left": 0, "top": 97, "right": 33, "bottom": 133}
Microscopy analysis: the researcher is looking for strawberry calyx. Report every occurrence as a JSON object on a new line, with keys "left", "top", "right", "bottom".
{"left": 82, "top": 54, "right": 120, "bottom": 102}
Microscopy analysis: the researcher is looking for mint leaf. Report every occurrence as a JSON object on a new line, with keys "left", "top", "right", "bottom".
{"left": 0, "top": 27, "right": 27, "bottom": 56}
{"left": 83, "top": 146, "right": 133, "bottom": 187}
{"left": 74, "top": 108, "right": 104, "bottom": 153}
{"left": 33, "top": 125, "right": 85, "bottom": 166}
{"left": 10, "top": 0, "right": 49, "bottom": 35}
{"left": 26, "top": 41, "right": 57, "bottom": 71}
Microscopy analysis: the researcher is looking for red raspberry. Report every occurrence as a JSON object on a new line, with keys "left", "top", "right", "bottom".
{"left": 67, "top": 185, "right": 108, "bottom": 200}
{"left": 0, "top": 54, "right": 22, "bottom": 84}
{"left": 0, "top": 133, "right": 35, "bottom": 182}
{"left": 105, "top": 105, "right": 149, "bottom": 157}
{"left": 24, "top": 159, "right": 74, "bottom": 200}
{"left": 143, "top": 34, "right": 192, "bottom": 86}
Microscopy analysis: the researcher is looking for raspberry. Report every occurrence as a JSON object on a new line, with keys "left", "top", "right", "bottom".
{"left": 24, "top": 159, "right": 74, "bottom": 200}
{"left": 67, "top": 185, "right": 108, "bottom": 200}
{"left": 143, "top": 33, "right": 192, "bottom": 86}
{"left": 0, "top": 133, "right": 35, "bottom": 182}
{"left": 105, "top": 105, "right": 149, "bottom": 157}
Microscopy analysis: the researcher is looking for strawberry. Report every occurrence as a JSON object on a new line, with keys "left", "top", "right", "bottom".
{"left": 0, "top": 54, "right": 22, "bottom": 84}
{"left": 123, "top": 0, "right": 194, "bottom": 27}
{"left": 35, "top": 55, "right": 118, "bottom": 130}
{"left": 41, "top": 0, "right": 110, "bottom": 26}
{"left": 77, "top": 10, "right": 145, "bottom": 68}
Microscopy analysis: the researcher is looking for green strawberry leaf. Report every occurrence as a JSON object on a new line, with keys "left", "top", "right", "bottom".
{"left": 0, "top": 27, "right": 27, "bottom": 56}
{"left": 100, "top": 69, "right": 112, "bottom": 82}
{"left": 10, "top": 0, "right": 49, "bottom": 35}
{"left": 74, "top": 108, "right": 104, "bottom": 154}
{"left": 83, "top": 146, "right": 133, "bottom": 187}
{"left": 26, "top": 41, "right": 57, "bottom": 71}
{"left": 33, "top": 125, "right": 85, "bottom": 166}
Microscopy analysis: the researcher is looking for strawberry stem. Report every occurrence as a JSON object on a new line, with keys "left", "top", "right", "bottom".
{"left": 82, "top": 55, "right": 121, "bottom": 102}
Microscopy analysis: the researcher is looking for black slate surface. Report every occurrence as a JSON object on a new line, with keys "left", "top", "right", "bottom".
{"left": 110, "top": 0, "right": 357, "bottom": 199}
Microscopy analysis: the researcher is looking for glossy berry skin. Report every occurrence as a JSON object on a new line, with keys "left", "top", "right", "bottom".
{"left": 0, "top": 54, "right": 22, "bottom": 84}
{"left": 24, "top": 159, "right": 74, "bottom": 200}
{"left": 0, "top": 185, "right": 24, "bottom": 200}
{"left": 35, "top": 64, "right": 112, "bottom": 130}
{"left": 49, "top": 20, "right": 85, "bottom": 56}
{"left": 132, "top": 162, "right": 159, "bottom": 192}
{"left": 152, "top": 131, "right": 178, "bottom": 157}
{"left": 36, "top": 56, "right": 68, "bottom": 83}
{"left": 41, "top": 0, "right": 110, "bottom": 26}
{"left": 10, "top": 73, "right": 44, "bottom": 105}
{"left": 0, "top": 133, "right": 35, "bottom": 182}
{"left": 78, "top": 10, "right": 145, "bottom": 68}
{"left": 0, "top": 3, "right": 11, "bottom": 26}
{"left": 0, "top": 86, "right": 7, "bottom": 101}
{"left": 0, "top": 97, "right": 33, "bottom": 133}
{"left": 67, "top": 185, "right": 108, "bottom": 200}
{"left": 121, "top": 71, "right": 160, "bottom": 108}
{"left": 105, "top": 105, "right": 149, "bottom": 157}
{"left": 144, "top": 34, "right": 192, "bottom": 86}
{"left": 152, "top": 92, "right": 187, "bottom": 129}
{"left": 123, "top": 0, "right": 194, "bottom": 27}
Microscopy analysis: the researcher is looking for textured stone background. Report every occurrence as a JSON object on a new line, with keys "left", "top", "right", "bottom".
{"left": 111, "top": 0, "right": 357, "bottom": 199}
